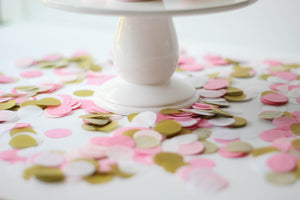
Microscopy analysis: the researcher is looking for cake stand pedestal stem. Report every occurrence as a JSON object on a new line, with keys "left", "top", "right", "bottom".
{"left": 94, "top": 16, "right": 198, "bottom": 115}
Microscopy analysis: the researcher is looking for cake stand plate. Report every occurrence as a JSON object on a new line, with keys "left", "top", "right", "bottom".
{"left": 37, "top": 0, "right": 256, "bottom": 115}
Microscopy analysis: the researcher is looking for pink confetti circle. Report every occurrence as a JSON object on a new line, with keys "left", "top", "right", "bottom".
{"left": 258, "top": 128, "right": 293, "bottom": 142}
{"left": 178, "top": 141, "right": 204, "bottom": 156}
{"left": 266, "top": 153, "right": 297, "bottom": 173}
{"left": 272, "top": 117, "right": 298, "bottom": 130}
{"left": 188, "top": 158, "right": 216, "bottom": 168}
{"left": 44, "top": 128, "right": 72, "bottom": 139}
{"left": 261, "top": 93, "right": 288, "bottom": 105}
{"left": 218, "top": 146, "right": 247, "bottom": 158}
{"left": 20, "top": 70, "right": 43, "bottom": 78}
{"left": 180, "top": 64, "right": 204, "bottom": 71}
{"left": 0, "top": 75, "right": 15, "bottom": 83}
{"left": 276, "top": 71, "right": 298, "bottom": 81}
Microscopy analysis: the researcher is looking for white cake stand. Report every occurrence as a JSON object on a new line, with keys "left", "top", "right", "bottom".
{"left": 38, "top": 0, "right": 256, "bottom": 115}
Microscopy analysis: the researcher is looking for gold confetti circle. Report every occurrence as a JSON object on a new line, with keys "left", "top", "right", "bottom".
{"left": 0, "top": 100, "right": 16, "bottom": 110}
{"left": 230, "top": 116, "right": 247, "bottom": 128}
{"left": 154, "top": 120, "right": 182, "bottom": 137}
{"left": 226, "top": 141, "right": 253, "bottom": 153}
{"left": 224, "top": 94, "right": 247, "bottom": 102}
{"left": 225, "top": 87, "right": 244, "bottom": 96}
{"left": 265, "top": 172, "right": 297, "bottom": 185}
{"left": 250, "top": 147, "right": 279, "bottom": 157}
{"left": 291, "top": 138, "right": 300, "bottom": 149}
{"left": 153, "top": 152, "right": 186, "bottom": 173}
{"left": 193, "top": 128, "right": 212, "bottom": 140}
{"left": 201, "top": 140, "right": 218, "bottom": 154}
{"left": 37, "top": 97, "right": 61, "bottom": 106}
{"left": 35, "top": 167, "right": 65, "bottom": 183}
{"left": 127, "top": 113, "right": 138, "bottom": 122}
{"left": 10, "top": 127, "right": 37, "bottom": 137}
{"left": 160, "top": 108, "right": 183, "bottom": 114}
{"left": 84, "top": 173, "right": 114, "bottom": 184}
{"left": 73, "top": 89, "right": 94, "bottom": 97}
{"left": 9, "top": 135, "right": 38, "bottom": 149}
{"left": 290, "top": 124, "right": 300, "bottom": 136}
{"left": 258, "top": 111, "right": 284, "bottom": 120}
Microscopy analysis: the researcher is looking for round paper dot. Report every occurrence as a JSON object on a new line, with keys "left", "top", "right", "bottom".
{"left": 266, "top": 153, "right": 297, "bottom": 173}
{"left": 209, "top": 117, "right": 235, "bottom": 127}
{"left": 265, "top": 172, "right": 297, "bottom": 185}
{"left": 273, "top": 117, "right": 298, "bottom": 130}
{"left": 73, "top": 90, "right": 94, "bottom": 97}
{"left": 291, "top": 138, "right": 300, "bottom": 149}
{"left": 178, "top": 141, "right": 204, "bottom": 155}
{"left": 62, "top": 160, "right": 96, "bottom": 177}
{"left": 218, "top": 146, "right": 246, "bottom": 158}
{"left": 33, "top": 152, "right": 64, "bottom": 167}
{"left": 154, "top": 119, "right": 182, "bottom": 137}
{"left": 259, "top": 129, "right": 292, "bottom": 142}
{"left": 225, "top": 141, "right": 253, "bottom": 153}
{"left": 9, "top": 135, "right": 38, "bottom": 149}
{"left": 261, "top": 93, "right": 288, "bottom": 105}
{"left": 20, "top": 70, "right": 43, "bottom": 78}
{"left": 44, "top": 128, "right": 72, "bottom": 139}
{"left": 290, "top": 124, "right": 300, "bottom": 136}
{"left": 0, "top": 110, "right": 18, "bottom": 121}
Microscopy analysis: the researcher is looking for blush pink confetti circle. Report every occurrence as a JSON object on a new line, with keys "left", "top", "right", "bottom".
{"left": 258, "top": 128, "right": 293, "bottom": 142}
{"left": 42, "top": 54, "right": 61, "bottom": 61}
{"left": 14, "top": 58, "right": 36, "bottom": 67}
{"left": 266, "top": 153, "right": 297, "bottom": 173}
{"left": 0, "top": 149, "right": 26, "bottom": 164}
{"left": 44, "top": 128, "right": 72, "bottom": 139}
{"left": 204, "top": 82, "right": 227, "bottom": 90}
{"left": 90, "top": 135, "right": 135, "bottom": 148}
{"left": 178, "top": 56, "right": 195, "bottom": 65}
{"left": 263, "top": 60, "right": 282, "bottom": 66}
{"left": 213, "top": 138, "right": 240, "bottom": 144}
{"left": 271, "top": 137, "right": 293, "bottom": 152}
{"left": 261, "top": 93, "right": 288, "bottom": 105}
{"left": 0, "top": 75, "right": 15, "bottom": 83}
{"left": 188, "top": 158, "right": 216, "bottom": 168}
{"left": 218, "top": 146, "right": 247, "bottom": 158}
{"left": 276, "top": 71, "right": 298, "bottom": 81}
{"left": 178, "top": 141, "right": 204, "bottom": 156}
{"left": 134, "top": 146, "right": 162, "bottom": 155}
{"left": 112, "top": 127, "right": 148, "bottom": 136}
{"left": 180, "top": 64, "right": 204, "bottom": 71}
{"left": 272, "top": 117, "right": 298, "bottom": 130}
{"left": 20, "top": 70, "right": 43, "bottom": 78}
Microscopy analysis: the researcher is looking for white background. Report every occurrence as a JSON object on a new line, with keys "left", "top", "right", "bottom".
{"left": 1, "top": 0, "right": 300, "bottom": 56}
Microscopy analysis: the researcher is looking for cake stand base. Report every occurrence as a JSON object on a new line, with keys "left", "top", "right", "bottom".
{"left": 93, "top": 15, "right": 198, "bottom": 115}
{"left": 94, "top": 77, "right": 198, "bottom": 115}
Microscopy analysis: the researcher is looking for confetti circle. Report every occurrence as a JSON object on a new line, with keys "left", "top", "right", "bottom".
{"left": 218, "top": 146, "right": 246, "bottom": 158}
{"left": 261, "top": 93, "right": 288, "bottom": 105}
{"left": 178, "top": 141, "right": 204, "bottom": 155}
{"left": 154, "top": 119, "right": 182, "bottom": 137}
{"left": 33, "top": 152, "right": 64, "bottom": 167}
{"left": 265, "top": 172, "right": 297, "bottom": 185}
{"left": 272, "top": 117, "right": 298, "bottom": 130}
{"left": 20, "top": 70, "right": 43, "bottom": 78}
{"left": 291, "top": 138, "right": 300, "bottom": 149}
{"left": 266, "top": 153, "right": 297, "bottom": 173}
{"left": 62, "top": 160, "right": 96, "bottom": 177}
{"left": 73, "top": 90, "right": 94, "bottom": 97}
{"left": 44, "top": 128, "right": 72, "bottom": 139}
{"left": 259, "top": 129, "right": 292, "bottom": 142}
{"left": 290, "top": 123, "right": 300, "bottom": 136}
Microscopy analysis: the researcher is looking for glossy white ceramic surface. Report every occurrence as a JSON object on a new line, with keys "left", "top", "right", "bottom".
{"left": 37, "top": 0, "right": 257, "bottom": 16}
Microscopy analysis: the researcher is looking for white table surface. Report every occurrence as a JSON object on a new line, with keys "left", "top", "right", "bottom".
{"left": 0, "top": 22, "right": 299, "bottom": 200}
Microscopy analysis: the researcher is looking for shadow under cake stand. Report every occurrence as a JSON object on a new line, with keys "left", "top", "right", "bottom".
{"left": 37, "top": 0, "right": 256, "bottom": 115}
